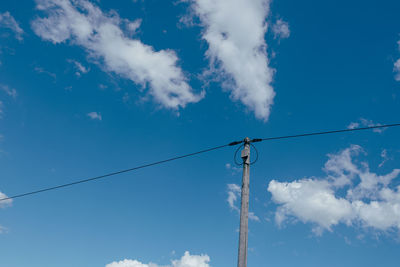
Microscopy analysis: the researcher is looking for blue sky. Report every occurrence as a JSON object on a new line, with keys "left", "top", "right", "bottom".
{"left": 0, "top": 0, "right": 400, "bottom": 266}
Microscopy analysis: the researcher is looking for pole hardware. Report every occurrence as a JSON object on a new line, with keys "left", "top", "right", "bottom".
{"left": 233, "top": 138, "right": 260, "bottom": 166}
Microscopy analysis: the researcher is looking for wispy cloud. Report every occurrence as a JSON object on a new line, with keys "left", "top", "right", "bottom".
{"left": 106, "top": 251, "right": 210, "bottom": 267}
{"left": 0, "top": 84, "right": 17, "bottom": 98}
{"left": 227, "top": 183, "right": 241, "bottom": 211}
{"left": 249, "top": 212, "right": 260, "bottom": 222}
{"left": 348, "top": 118, "right": 386, "bottom": 133}
{"left": 0, "top": 191, "right": 12, "bottom": 233}
{"left": 0, "top": 84, "right": 17, "bottom": 119}
{"left": 0, "top": 101, "right": 4, "bottom": 119}
{"left": 87, "top": 111, "right": 102, "bottom": 121}
{"left": 124, "top": 18, "right": 142, "bottom": 36}
{"left": 225, "top": 163, "right": 241, "bottom": 175}
{"left": 0, "top": 12, "right": 24, "bottom": 40}
{"left": 379, "top": 149, "right": 391, "bottom": 168}
{"left": 32, "top": 0, "right": 203, "bottom": 110}
{"left": 395, "top": 59, "right": 400, "bottom": 82}
{"left": 67, "top": 59, "right": 89, "bottom": 77}
{"left": 183, "top": 0, "right": 275, "bottom": 121}
{"left": 268, "top": 145, "right": 400, "bottom": 235}
{"left": 0, "top": 192, "right": 12, "bottom": 209}
{"left": 227, "top": 183, "right": 260, "bottom": 222}
{"left": 395, "top": 41, "right": 400, "bottom": 81}
{"left": 272, "top": 19, "right": 290, "bottom": 40}
{"left": 34, "top": 66, "right": 57, "bottom": 80}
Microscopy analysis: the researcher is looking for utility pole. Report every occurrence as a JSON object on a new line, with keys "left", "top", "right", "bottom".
{"left": 237, "top": 137, "right": 251, "bottom": 267}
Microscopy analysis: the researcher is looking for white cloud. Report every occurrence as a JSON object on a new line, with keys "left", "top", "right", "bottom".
{"left": 185, "top": 0, "right": 275, "bottom": 121}
{"left": 171, "top": 252, "right": 210, "bottom": 267}
{"left": 272, "top": 19, "right": 290, "bottom": 39}
{"left": 0, "top": 101, "right": 4, "bottom": 119}
{"left": 348, "top": 118, "right": 385, "bottom": 133}
{"left": 34, "top": 66, "right": 57, "bottom": 80}
{"left": 0, "top": 84, "right": 17, "bottom": 98}
{"left": 268, "top": 145, "right": 400, "bottom": 234}
{"left": 0, "top": 85, "right": 17, "bottom": 121}
{"left": 67, "top": 59, "right": 89, "bottom": 76}
{"left": 269, "top": 179, "right": 354, "bottom": 231}
{"left": 106, "top": 251, "right": 210, "bottom": 267}
{"left": 0, "top": 12, "right": 24, "bottom": 40}
{"left": 0, "top": 192, "right": 12, "bottom": 208}
{"left": 0, "top": 192, "right": 12, "bottom": 233}
{"left": 0, "top": 84, "right": 17, "bottom": 120}
{"left": 124, "top": 18, "right": 142, "bottom": 36}
{"left": 395, "top": 40, "right": 400, "bottom": 81}
{"left": 395, "top": 59, "right": 400, "bottom": 82}
{"left": 227, "top": 183, "right": 260, "bottom": 221}
{"left": 249, "top": 212, "right": 260, "bottom": 222}
{"left": 32, "top": 0, "right": 203, "bottom": 109}
{"left": 379, "top": 149, "right": 390, "bottom": 168}
{"left": 347, "top": 122, "right": 359, "bottom": 129}
{"left": 227, "top": 183, "right": 241, "bottom": 211}
{"left": 87, "top": 111, "right": 102, "bottom": 121}
{"left": 323, "top": 145, "right": 363, "bottom": 187}
{"left": 106, "top": 259, "right": 157, "bottom": 267}
{"left": 225, "top": 163, "right": 241, "bottom": 174}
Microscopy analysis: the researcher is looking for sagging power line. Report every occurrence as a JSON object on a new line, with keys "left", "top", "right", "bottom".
{"left": 0, "top": 123, "right": 399, "bottom": 203}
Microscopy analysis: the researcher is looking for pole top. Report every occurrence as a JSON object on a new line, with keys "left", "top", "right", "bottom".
{"left": 241, "top": 139, "right": 250, "bottom": 160}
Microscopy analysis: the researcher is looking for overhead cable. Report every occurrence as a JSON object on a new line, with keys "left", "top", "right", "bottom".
{"left": 251, "top": 123, "right": 400, "bottom": 143}
{"left": 0, "top": 143, "right": 232, "bottom": 202}
{"left": 1, "top": 122, "right": 400, "bottom": 202}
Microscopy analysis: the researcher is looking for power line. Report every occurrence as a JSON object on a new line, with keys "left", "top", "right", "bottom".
{"left": 250, "top": 123, "right": 400, "bottom": 143}
{"left": 1, "top": 122, "right": 400, "bottom": 202}
{"left": 0, "top": 143, "right": 231, "bottom": 202}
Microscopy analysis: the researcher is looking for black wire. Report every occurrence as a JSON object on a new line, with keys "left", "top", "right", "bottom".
{"left": 234, "top": 144, "right": 244, "bottom": 166}
{"left": 0, "top": 143, "right": 231, "bottom": 202}
{"left": 249, "top": 143, "right": 259, "bottom": 165}
{"left": 234, "top": 143, "right": 259, "bottom": 166}
{"left": 258, "top": 123, "right": 400, "bottom": 142}
{"left": 1, "top": 123, "right": 400, "bottom": 203}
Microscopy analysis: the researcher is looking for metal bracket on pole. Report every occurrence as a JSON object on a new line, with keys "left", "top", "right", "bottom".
{"left": 241, "top": 137, "right": 250, "bottom": 165}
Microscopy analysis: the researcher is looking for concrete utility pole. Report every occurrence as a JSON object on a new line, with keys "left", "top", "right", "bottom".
{"left": 237, "top": 137, "right": 251, "bottom": 267}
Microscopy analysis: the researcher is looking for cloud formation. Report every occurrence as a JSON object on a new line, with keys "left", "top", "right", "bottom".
{"left": 268, "top": 145, "right": 400, "bottom": 235}
{"left": 0, "top": 84, "right": 17, "bottom": 98}
{"left": 67, "top": 59, "right": 89, "bottom": 77}
{"left": 106, "top": 251, "right": 210, "bottom": 267}
{"left": 0, "top": 191, "right": 12, "bottom": 233}
{"left": 395, "top": 59, "right": 400, "bottom": 81}
{"left": 87, "top": 111, "right": 102, "bottom": 121}
{"left": 0, "top": 84, "right": 17, "bottom": 119}
{"left": 227, "top": 184, "right": 260, "bottom": 222}
{"left": 34, "top": 66, "right": 57, "bottom": 80}
{"left": 0, "top": 12, "right": 24, "bottom": 40}
{"left": 395, "top": 41, "right": 400, "bottom": 81}
{"left": 379, "top": 149, "right": 390, "bottom": 168}
{"left": 0, "top": 101, "right": 3, "bottom": 119}
{"left": 0, "top": 192, "right": 12, "bottom": 209}
{"left": 185, "top": 0, "right": 275, "bottom": 120}
{"left": 227, "top": 183, "right": 241, "bottom": 210}
{"left": 272, "top": 19, "right": 290, "bottom": 39}
{"left": 348, "top": 118, "right": 385, "bottom": 133}
{"left": 32, "top": 0, "right": 203, "bottom": 109}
